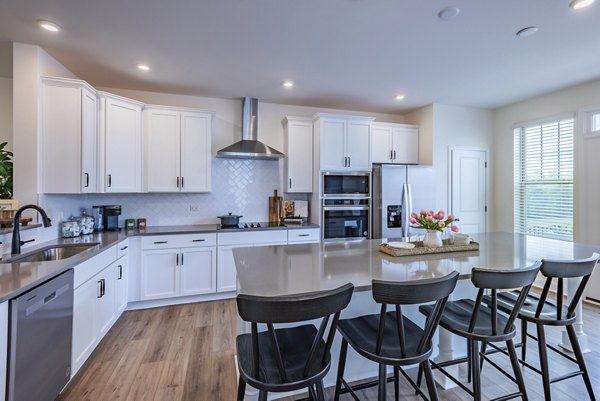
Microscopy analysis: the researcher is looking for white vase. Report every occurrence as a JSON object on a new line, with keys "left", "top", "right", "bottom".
{"left": 423, "top": 230, "right": 443, "bottom": 248}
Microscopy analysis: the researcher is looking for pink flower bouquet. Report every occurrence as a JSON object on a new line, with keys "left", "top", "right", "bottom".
{"left": 410, "top": 210, "right": 459, "bottom": 232}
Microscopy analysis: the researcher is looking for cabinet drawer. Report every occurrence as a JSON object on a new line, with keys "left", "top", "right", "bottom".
{"left": 288, "top": 228, "right": 320, "bottom": 243}
{"left": 116, "top": 240, "right": 129, "bottom": 258}
{"left": 218, "top": 230, "right": 287, "bottom": 246}
{"left": 74, "top": 246, "right": 118, "bottom": 289}
{"left": 141, "top": 233, "right": 217, "bottom": 249}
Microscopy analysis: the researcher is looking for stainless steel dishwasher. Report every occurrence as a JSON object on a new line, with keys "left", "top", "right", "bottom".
{"left": 8, "top": 269, "right": 74, "bottom": 401}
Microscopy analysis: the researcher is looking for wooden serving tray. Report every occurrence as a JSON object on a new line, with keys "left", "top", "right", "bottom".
{"left": 0, "top": 217, "right": 33, "bottom": 228}
{"left": 379, "top": 239, "right": 479, "bottom": 257}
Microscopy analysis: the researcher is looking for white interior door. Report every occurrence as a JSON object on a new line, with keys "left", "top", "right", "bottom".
{"left": 450, "top": 148, "right": 487, "bottom": 234}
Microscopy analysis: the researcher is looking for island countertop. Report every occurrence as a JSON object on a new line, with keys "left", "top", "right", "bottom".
{"left": 233, "top": 232, "right": 600, "bottom": 297}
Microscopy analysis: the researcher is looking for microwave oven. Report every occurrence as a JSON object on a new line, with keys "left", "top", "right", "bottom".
{"left": 322, "top": 172, "right": 370, "bottom": 198}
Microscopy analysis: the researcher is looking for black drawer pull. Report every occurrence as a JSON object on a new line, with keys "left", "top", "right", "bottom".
{"left": 153, "top": 241, "right": 168, "bottom": 244}
{"left": 120, "top": 246, "right": 128, "bottom": 251}
{"left": 298, "top": 234, "right": 310, "bottom": 237}
{"left": 192, "top": 239, "right": 206, "bottom": 242}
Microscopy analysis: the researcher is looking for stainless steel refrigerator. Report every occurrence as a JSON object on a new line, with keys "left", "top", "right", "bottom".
{"left": 372, "top": 164, "right": 436, "bottom": 239}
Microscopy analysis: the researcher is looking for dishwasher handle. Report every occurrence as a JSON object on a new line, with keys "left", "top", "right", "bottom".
{"left": 24, "top": 283, "right": 71, "bottom": 317}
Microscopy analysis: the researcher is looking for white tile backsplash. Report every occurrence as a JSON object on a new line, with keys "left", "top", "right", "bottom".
{"left": 39, "top": 158, "right": 282, "bottom": 230}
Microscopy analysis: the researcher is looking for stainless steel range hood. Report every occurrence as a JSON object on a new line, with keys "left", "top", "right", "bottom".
{"left": 216, "top": 97, "right": 284, "bottom": 160}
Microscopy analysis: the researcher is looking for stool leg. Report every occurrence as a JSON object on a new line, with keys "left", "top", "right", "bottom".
{"left": 394, "top": 366, "right": 400, "bottom": 401}
{"left": 237, "top": 378, "right": 246, "bottom": 401}
{"left": 507, "top": 339, "right": 528, "bottom": 401}
{"left": 467, "top": 339, "right": 472, "bottom": 383}
{"left": 316, "top": 379, "right": 327, "bottom": 401}
{"left": 536, "top": 324, "right": 552, "bottom": 401}
{"left": 258, "top": 390, "right": 268, "bottom": 401}
{"left": 378, "top": 364, "right": 387, "bottom": 401}
{"left": 470, "top": 340, "right": 482, "bottom": 401}
{"left": 415, "top": 363, "right": 423, "bottom": 395}
{"left": 480, "top": 341, "right": 487, "bottom": 371}
{"left": 521, "top": 320, "right": 527, "bottom": 364}
{"left": 423, "top": 360, "right": 439, "bottom": 401}
{"left": 334, "top": 339, "right": 348, "bottom": 401}
{"left": 566, "top": 324, "right": 596, "bottom": 401}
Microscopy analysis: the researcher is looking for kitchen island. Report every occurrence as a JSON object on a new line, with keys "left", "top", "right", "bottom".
{"left": 233, "top": 232, "right": 600, "bottom": 400}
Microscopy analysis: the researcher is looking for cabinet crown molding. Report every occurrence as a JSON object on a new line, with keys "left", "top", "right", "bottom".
{"left": 97, "top": 91, "right": 145, "bottom": 107}
{"left": 282, "top": 116, "right": 312, "bottom": 125}
{"left": 371, "top": 122, "right": 419, "bottom": 129}
{"left": 41, "top": 76, "right": 96, "bottom": 94}
{"left": 312, "top": 112, "right": 376, "bottom": 122}
{"left": 144, "top": 104, "right": 215, "bottom": 117}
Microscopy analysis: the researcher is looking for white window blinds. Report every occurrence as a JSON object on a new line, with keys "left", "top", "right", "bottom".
{"left": 514, "top": 117, "right": 574, "bottom": 241}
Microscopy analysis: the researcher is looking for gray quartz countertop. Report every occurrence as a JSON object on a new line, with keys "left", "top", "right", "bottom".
{"left": 0, "top": 222, "right": 320, "bottom": 301}
{"left": 233, "top": 232, "right": 600, "bottom": 297}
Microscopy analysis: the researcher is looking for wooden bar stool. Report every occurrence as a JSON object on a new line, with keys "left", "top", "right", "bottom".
{"left": 419, "top": 262, "right": 541, "bottom": 401}
{"left": 333, "top": 271, "right": 459, "bottom": 401}
{"left": 482, "top": 253, "right": 599, "bottom": 401}
{"left": 235, "top": 283, "right": 354, "bottom": 401}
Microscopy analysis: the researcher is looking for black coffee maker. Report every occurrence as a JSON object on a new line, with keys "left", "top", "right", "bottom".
{"left": 92, "top": 205, "right": 122, "bottom": 231}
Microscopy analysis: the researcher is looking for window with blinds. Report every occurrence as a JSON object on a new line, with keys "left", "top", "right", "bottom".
{"left": 514, "top": 117, "right": 574, "bottom": 241}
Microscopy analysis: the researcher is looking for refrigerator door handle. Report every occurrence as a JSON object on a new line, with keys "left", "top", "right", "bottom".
{"left": 401, "top": 183, "right": 412, "bottom": 238}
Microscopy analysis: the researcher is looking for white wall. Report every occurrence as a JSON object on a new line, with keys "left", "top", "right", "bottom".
{"left": 493, "top": 77, "right": 600, "bottom": 244}
{"left": 0, "top": 78, "right": 12, "bottom": 149}
{"left": 406, "top": 104, "right": 494, "bottom": 228}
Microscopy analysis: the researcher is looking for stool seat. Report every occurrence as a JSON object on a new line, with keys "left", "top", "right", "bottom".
{"left": 492, "top": 290, "right": 574, "bottom": 326}
{"left": 338, "top": 311, "right": 431, "bottom": 366}
{"left": 237, "top": 324, "right": 329, "bottom": 391}
{"left": 420, "top": 299, "right": 513, "bottom": 342}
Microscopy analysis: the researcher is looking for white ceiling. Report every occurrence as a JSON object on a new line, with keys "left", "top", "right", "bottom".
{"left": 0, "top": 0, "right": 599, "bottom": 113}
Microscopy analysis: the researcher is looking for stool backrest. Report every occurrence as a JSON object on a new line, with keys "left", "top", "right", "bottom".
{"left": 236, "top": 283, "right": 354, "bottom": 382}
{"left": 536, "top": 252, "right": 599, "bottom": 320}
{"left": 471, "top": 262, "right": 541, "bottom": 335}
{"left": 371, "top": 271, "right": 459, "bottom": 358}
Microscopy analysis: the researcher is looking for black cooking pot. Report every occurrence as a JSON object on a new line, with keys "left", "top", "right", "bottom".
{"left": 218, "top": 213, "right": 243, "bottom": 227}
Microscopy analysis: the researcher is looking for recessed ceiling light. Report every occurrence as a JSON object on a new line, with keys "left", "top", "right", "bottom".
{"left": 438, "top": 7, "right": 461, "bottom": 21}
{"left": 282, "top": 80, "right": 294, "bottom": 88}
{"left": 137, "top": 64, "right": 150, "bottom": 71}
{"left": 395, "top": 94, "right": 405, "bottom": 101}
{"left": 516, "top": 26, "right": 539, "bottom": 38}
{"left": 38, "top": 20, "right": 60, "bottom": 32}
{"left": 570, "top": 0, "right": 595, "bottom": 9}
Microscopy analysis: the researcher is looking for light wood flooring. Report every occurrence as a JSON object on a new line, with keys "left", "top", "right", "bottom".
{"left": 60, "top": 300, "right": 600, "bottom": 401}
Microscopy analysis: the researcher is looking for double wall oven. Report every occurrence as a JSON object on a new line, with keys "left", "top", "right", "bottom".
{"left": 321, "top": 172, "right": 371, "bottom": 241}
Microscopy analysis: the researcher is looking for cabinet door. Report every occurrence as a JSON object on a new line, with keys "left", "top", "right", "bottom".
{"left": 217, "top": 246, "right": 238, "bottom": 292}
{"left": 346, "top": 120, "right": 371, "bottom": 170}
{"left": 104, "top": 97, "right": 142, "bottom": 192}
{"left": 41, "top": 82, "right": 82, "bottom": 193}
{"left": 145, "top": 109, "right": 181, "bottom": 192}
{"left": 140, "top": 250, "right": 180, "bottom": 300}
{"left": 392, "top": 127, "right": 419, "bottom": 164}
{"left": 286, "top": 119, "right": 313, "bottom": 192}
{"left": 81, "top": 87, "right": 97, "bottom": 193}
{"left": 115, "top": 255, "right": 128, "bottom": 313}
{"left": 72, "top": 276, "right": 99, "bottom": 375}
{"left": 96, "top": 267, "right": 116, "bottom": 338}
{"left": 180, "top": 112, "right": 212, "bottom": 192}
{"left": 319, "top": 119, "right": 346, "bottom": 171}
{"left": 371, "top": 124, "right": 394, "bottom": 164}
{"left": 180, "top": 247, "right": 217, "bottom": 296}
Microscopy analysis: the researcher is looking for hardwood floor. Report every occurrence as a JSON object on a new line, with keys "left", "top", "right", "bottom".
{"left": 60, "top": 299, "right": 600, "bottom": 401}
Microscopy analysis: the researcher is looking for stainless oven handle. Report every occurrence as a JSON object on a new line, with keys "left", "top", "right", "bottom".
{"left": 323, "top": 206, "right": 370, "bottom": 211}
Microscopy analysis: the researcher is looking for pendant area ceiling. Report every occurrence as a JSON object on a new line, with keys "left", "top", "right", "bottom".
{"left": 1, "top": 0, "right": 599, "bottom": 113}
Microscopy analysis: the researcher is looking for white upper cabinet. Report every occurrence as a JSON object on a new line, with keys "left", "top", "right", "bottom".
{"left": 144, "top": 106, "right": 212, "bottom": 193}
{"left": 98, "top": 92, "right": 144, "bottom": 193}
{"left": 371, "top": 122, "right": 419, "bottom": 164}
{"left": 41, "top": 77, "right": 97, "bottom": 193}
{"left": 314, "top": 114, "right": 374, "bottom": 171}
{"left": 283, "top": 116, "right": 313, "bottom": 193}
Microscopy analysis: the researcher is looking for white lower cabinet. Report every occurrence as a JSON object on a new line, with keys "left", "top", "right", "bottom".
{"left": 0, "top": 301, "right": 8, "bottom": 401}
{"left": 140, "top": 246, "right": 217, "bottom": 300}
{"left": 72, "top": 249, "right": 127, "bottom": 376}
{"left": 217, "top": 246, "right": 238, "bottom": 293}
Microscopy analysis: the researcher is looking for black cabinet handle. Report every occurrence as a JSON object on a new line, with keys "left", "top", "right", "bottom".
{"left": 118, "top": 265, "right": 123, "bottom": 280}
{"left": 393, "top": 150, "right": 397, "bottom": 160}
{"left": 181, "top": 253, "right": 184, "bottom": 266}
{"left": 192, "top": 239, "right": 205, "bottom": 242}
{"left": 97, "top": 280, "right": 103, "bottom": 298}
{"left": 176, "top": 254, "right": 179, "bottom": 266}
{"left": 120, "top": 246, "right": 128, "bottom": 251}
{"left": 298, "top": 234, "right": 310, "bottom": 237}
{"left": 348, "top": 157, "right": 351, "bottom": 167}
{"left": 154, "top": 241, "right": 168, "bottom": 244}
{"left": 107, "top": 174, "right": 112, "bottom": 187}
{"left": 84, "top": 173, "right": 89, "bottom": 187}
{"left": 102, "top": 279, "right": 106, "bottom": 297}
{"left": 177, "top": 176, "right": 180, "bottom": 188}
{"left": 181, "top": 176, "right": 184, "bottom": 188}
{"left": 289, "top": 178, "right": 292, "bottom": 188}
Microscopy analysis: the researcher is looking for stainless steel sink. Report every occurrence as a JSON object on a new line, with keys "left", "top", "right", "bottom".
{"left": 3, "top": 243, "right": 100, "bottom": 263}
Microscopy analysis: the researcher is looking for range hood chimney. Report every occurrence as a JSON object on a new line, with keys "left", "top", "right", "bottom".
{"left": 216, "top": 97, "right": 284, "bottom": 160}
